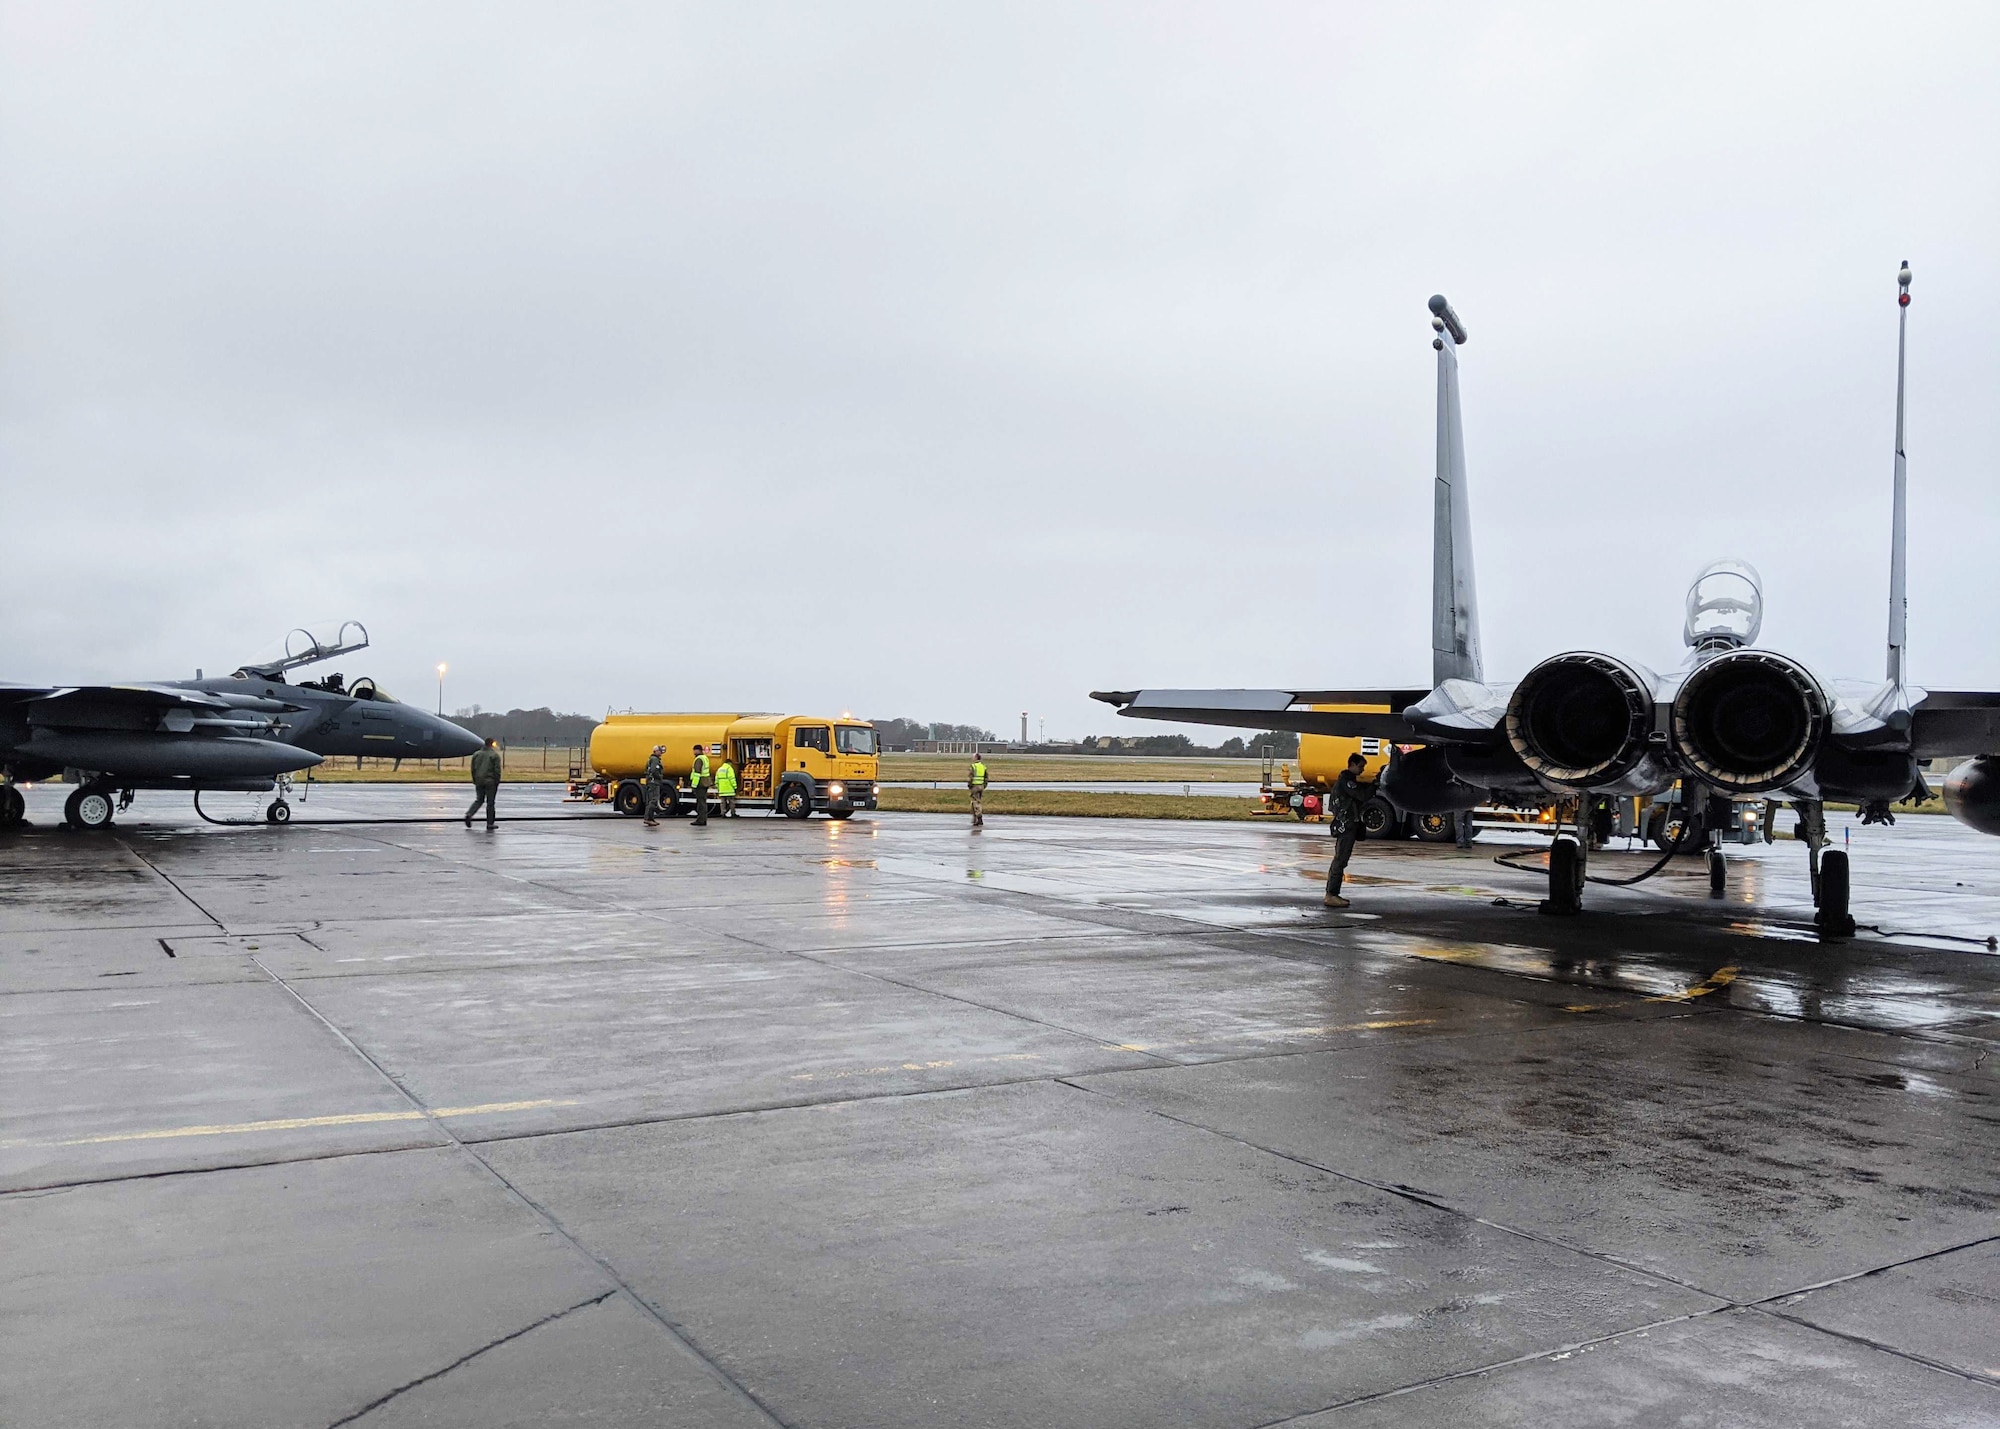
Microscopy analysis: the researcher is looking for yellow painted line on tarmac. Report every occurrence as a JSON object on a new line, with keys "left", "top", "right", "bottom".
{"left": 1645, "top": 966, "right": 1739, "bottom": 1004}
{"left": 25, "top": 1098, "right": 578, "bottom": 1148}
{"left": 787, "top": 1053, "right": 1043, "bottom": 1084}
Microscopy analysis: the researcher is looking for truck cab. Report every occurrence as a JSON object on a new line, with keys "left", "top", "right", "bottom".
{"left": 771, "top": 718, "right": 880, "bottom": 819}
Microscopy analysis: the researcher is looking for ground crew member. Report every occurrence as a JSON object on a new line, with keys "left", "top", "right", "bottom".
{"left": 715, "top": 756, "right": 738, "bottom": 817}
{"left": 690, "top": 743, "right": 711, "bottom": 826}
{"left": 1324, "top": 752, "right": 1372, "bottom": 907}
{"left": 643, "top": 745, "right": 667, "bottom": 826}
{"left": 1455, "top": 810, "right": 1475, "bottom": 849}
{"left": 968, "top": 752, "right": 989, "bottom": 829}
{"left": 464, "top": 738, "right": 503, "bottom": 828}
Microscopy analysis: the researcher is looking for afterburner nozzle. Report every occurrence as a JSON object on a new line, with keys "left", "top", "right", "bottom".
{"left": 1427, "top": 294, "right": 1466, "bottom": 344}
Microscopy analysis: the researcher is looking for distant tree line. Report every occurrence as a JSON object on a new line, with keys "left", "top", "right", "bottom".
{"left": 870, "top": 717, "right": 999, "bottom": 747}
{"left": 1079, "top": 730, "right": 1299, "bottom": 757}
{"left": 451, "top": 707, "right": 600, "bottom": 745}
{"left": 444, "top": 707, "right": 1299, "bottom": 759}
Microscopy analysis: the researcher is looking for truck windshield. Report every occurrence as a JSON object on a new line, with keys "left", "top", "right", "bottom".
{"left": 836, "top": 726, "right": 877, "bottom": 755}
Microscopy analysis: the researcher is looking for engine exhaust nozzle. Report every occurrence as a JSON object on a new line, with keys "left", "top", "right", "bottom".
{"left": 1504, "top": 653, "right": 1659, "bottom": 791}
{"left": 1670, "top": 649, "right": 1827, "bottom": 795}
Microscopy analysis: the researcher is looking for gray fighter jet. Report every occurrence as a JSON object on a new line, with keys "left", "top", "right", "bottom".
{"left": 1095, "top": 269, "right": 2000, "bottom": 932}
{"left": 0, "top": 622, "right": 482, "bottom": 830}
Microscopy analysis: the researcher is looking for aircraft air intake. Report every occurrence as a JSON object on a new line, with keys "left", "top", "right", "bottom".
{"left": 1670, "top": 650, "right": 1828, "bottom": 795}
{"left": 1504, "top": 653, "right": 1661, "bottom": 791}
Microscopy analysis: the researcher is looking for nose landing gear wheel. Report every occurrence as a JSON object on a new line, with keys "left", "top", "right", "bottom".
{"left": 266, "top": 800, "right": 291, "bottom": 824}
{"left": 66, "top": 787, "right": 116, "bottom": 830}
{"left": 1816, "top": 848, "right": 1855, "bottom": 937}
{"left": 1542, "top": 835, "right": 1582, "bottom": 916}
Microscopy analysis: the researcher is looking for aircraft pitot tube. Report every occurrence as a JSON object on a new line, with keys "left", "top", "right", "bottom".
{"left": 1503, "top": 653, "right": 1672, "bottom": 795}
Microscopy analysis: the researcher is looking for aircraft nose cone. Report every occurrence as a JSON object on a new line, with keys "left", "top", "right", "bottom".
{"left": 436, "top": 719, "right": 484, "bottom": 757}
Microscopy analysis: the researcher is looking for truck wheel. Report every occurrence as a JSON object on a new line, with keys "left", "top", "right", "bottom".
{"left": 826, "top": 808, "right": 853, "bottom": 821}
{"left": 1412, "top": 813, "right": 1455, "bottom": 843}
{"left": 1361, "top": 797, "right": 1403, "bottom": 840}
{"left": 614, "top": 782, "right": 645, "bottom": 816}
{"left": 0, "top": 786, "right": 24, "bottom": 828}
{"left": 780, "top": 784, "right": 812, "bottom": 820}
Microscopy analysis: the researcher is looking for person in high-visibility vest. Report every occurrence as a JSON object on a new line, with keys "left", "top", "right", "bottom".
{"left": 714, "top": 757, "right": 738, "bottom": 817}
{"left": 689, "top": 744, "right": 712, "bottom": 827}
{"left": 967, "top": 754, "right": 989, "bottom": 830}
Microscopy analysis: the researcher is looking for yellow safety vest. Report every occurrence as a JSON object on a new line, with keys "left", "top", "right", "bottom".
{"left": 970, "top": 761, "right": 988, "bottom": 788}
{"left": 715, "top": 762, "right": 737, "bottom": 796}
{"left": 691, "top": 754, "right": 710, "bottom": 786}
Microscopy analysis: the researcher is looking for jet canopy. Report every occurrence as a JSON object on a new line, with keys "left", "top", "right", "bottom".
{"left": 235, "top": 622, "right": 370, "bottom": 681}
{"left": 1683, "top": 560, "right": 1763, "bottom": 651}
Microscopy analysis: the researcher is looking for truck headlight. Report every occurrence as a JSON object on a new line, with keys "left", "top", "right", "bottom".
{"left": 828, "top": 783, "right": 845, "bottom": 797}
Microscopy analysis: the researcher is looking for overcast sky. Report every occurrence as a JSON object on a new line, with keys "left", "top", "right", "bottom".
{"left": 4, "top": 3, "right": 1996, "bottom": 739}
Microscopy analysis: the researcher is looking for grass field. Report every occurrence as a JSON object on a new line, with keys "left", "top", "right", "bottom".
{"left": 302, "top": 751, "right": 1272, "bottom": 786}
{"left": 880, "top": 753, "right": 1268, "bottom": 783}
{"left": 877, "top": 787, "right": 1268, "bottom": 820}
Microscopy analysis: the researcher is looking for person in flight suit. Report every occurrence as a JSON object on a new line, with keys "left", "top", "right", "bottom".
{"left": 1324, "top": 752, "right": 1373, "bottom": 908}
{"left": 464, "top": 738, "right": 503, "bottom": 828}
{"left": 968, "top": 753, "right": 989, "bottom": 829}
{"left": 690, "top": 743, "right": 712, "bottom": 826}
{"left": 643, "top": 745, "right": 667, "bottom": 826}
{"left": 714, "top": 756, "right": 738, "bottom": 817}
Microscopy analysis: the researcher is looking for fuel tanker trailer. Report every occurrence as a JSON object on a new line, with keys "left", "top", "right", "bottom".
{"left": 568, "top": 712, "right": 879, "bottom": 819}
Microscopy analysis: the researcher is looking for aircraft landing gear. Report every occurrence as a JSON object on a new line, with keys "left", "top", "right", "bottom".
{"left": 1795, "top": 797, "right": 1853, "bottom": 936}
{"left": 1707, "top": 845, "right": 1727, "bottom": 897}
{"left": 0, "top": 785, "right": 24, "bottom": 829}
{"left": 65, "top": 784, "right": 117, "bottom": 831}
{"left": 1543, "top": 834, "right": 1584, "bottom": 916}
{"left": 266, "top": 800, "right": 291, "bottom": 824}
{"left": 1818, "top": 848, "right": 1855, "bottom": 937}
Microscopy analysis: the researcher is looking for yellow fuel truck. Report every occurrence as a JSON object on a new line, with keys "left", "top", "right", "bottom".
{"left": 568, "top": 713, "right": 879, "bottom": 820}
{"left": 1257, "top": 704, "right": 1420, "bottom": 837}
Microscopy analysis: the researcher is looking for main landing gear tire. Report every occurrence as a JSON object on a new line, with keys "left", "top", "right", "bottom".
{"left": 613, "top": 782, "right": 646, "bottom": 817}
{"left": 1816, "top": 848, "right": 1855, "bottom": 937}
{"left": 1413, "top": 812, "right": 1456, "bottom": 842}
{"left": 1361, "top": 797, "right": 1404, "bottom": 840}
{"left": 266, "top": 800, "right": 291, "bottom": 824}
{"left": 66, "top": 786, "right": 116, "bottom": 831}
{"left": 779, "top": 784, "right": 813, "bottom": 820}
{"left": 1543, "top": 835, "right": 1582, "bottom": 916}
{"left": 0, "top": 786, "right": 24, "bottom": 829}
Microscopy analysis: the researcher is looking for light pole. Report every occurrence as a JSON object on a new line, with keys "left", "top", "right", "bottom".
{"left": 436, "top": 663, "right": 447, "bottom": 716}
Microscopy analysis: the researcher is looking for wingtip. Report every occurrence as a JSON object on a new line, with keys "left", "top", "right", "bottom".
{"left": 1089, "top": 690, "right": 1136, "bottom": 706}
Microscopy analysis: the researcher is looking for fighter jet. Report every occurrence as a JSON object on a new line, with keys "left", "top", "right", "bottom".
{"left": 1094, "top": 268, "right": 2000, "bottom": 932}
{"left": 0, "top": 622, "right": 483, "bottom": 830}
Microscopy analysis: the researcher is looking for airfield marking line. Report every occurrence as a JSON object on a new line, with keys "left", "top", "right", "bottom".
{"left": 112, "top": 839, "right": 226, "bottom": 930}
{"left": 18, "top": 1099, "right": 578, "bottom": 1148}
{"left": 325, "top": 1289, "right": 620, "bottom": 1428}
{"left": 1645, "top": 965, "right": 1740, "bottom": 1003}
{"left": 241, "top": 951, "right": 790, "bottom": 1429}
{"left": 1750, "top": 1304, "right": 2000, "bottom": 1389}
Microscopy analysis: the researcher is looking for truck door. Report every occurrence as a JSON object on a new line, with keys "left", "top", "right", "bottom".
{"left": 791, "top": 724, "right": 831, "bottom": 781}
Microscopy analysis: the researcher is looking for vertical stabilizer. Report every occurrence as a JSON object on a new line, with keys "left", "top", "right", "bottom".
{"left": 1429, "top": 295, "right": 1482, "bottom": 685}
{"left": 1887, "top": 262, "right": 1912, "bottom": 685}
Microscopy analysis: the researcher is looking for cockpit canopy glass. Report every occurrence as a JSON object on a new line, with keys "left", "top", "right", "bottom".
{"left": 836, "top": 726, "right": 877, "bottom": 755}
{"left": 347, "top": 677, "right": 397, "bottom": 703}
{"left": 1683, "top": 559, "right": 1763, "bottom": 649}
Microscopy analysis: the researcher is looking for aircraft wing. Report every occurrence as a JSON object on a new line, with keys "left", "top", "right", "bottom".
{"left": 1910, "top": 691, "right": 2000, "bottom": 758}
{"left": 1089, "top": 689, "right": 1429, "bottom": 741}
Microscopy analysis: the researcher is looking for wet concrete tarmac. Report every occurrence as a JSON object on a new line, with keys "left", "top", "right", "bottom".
{"left": 3, "top": 785, "right": 1997, "bottom": 1427}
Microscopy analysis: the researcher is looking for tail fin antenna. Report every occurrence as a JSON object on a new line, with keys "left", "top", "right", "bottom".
{"left": 1887, "top": 262, "right": 1912, "bottom": 686}
{"left": 1429, "top": 295, "right": 1483, "bottom": 685}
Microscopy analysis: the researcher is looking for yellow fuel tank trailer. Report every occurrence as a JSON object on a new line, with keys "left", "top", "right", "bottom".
{"left": 570, "top": 712, "right": 879, "bottom": 820}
